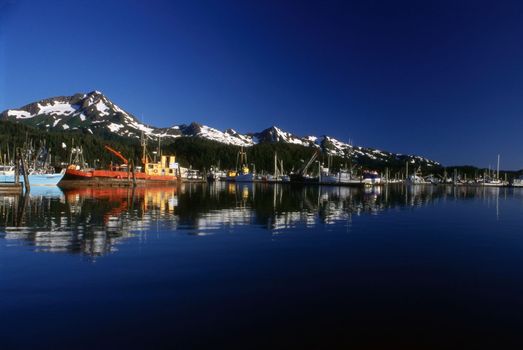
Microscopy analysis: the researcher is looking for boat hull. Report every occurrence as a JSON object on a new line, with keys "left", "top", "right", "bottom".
{"left": 226, "top": 173, "right": 255, "bottom": 182}
{"left": 20, "top": 173, "right": 64, "bottom": 186}
{"left": 290, "top": 174, "right": 319, "bottom": 184}
{"left": 59, "top": 168, "right": 177, "bottom": 187}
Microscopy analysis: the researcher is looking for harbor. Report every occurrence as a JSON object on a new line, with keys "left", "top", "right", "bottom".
{"left": 1, "top": 139, "right": 521, "bottom": 192}
{"left": 3, "top": 1, "right": 523, "bottom": 348}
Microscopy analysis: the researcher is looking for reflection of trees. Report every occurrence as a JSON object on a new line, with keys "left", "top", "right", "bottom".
{"left": 0, "top": 183, "right": 507, "bottom": 255}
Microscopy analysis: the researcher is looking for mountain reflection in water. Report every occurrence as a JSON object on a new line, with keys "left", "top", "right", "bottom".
{"left": 0, "top": 183, "right": 511, "bottom": 256}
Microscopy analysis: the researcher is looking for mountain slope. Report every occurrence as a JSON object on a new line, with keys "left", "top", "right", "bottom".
{"left": 1, "top": 91, "right": 440, "bottom": 167}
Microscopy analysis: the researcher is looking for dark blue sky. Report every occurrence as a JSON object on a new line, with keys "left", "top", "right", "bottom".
{"left": 1, "top": 0, "right": 522, "bottom": 168}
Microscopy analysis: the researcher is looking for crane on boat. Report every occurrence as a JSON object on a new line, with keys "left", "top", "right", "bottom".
{"left": 104, "top": 145, "right": 128, "bottom": 165}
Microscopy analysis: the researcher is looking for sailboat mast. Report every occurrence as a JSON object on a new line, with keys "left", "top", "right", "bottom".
{"left": 497, "top": 154, "right": 500, "bottom": 180}
{"left": 274, "top": 152, "right": 277, "bottom": 177}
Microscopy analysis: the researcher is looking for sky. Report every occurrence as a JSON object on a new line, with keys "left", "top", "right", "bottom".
{"left": 1, "top": 0, "right": 522, "bottom": 168}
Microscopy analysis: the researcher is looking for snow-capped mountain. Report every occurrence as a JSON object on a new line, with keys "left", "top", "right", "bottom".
{"left": 1, "top": 91, "right": 169, "bottom": 138}
{"left": 1, "top": 91, "right": 440, "bottom": 166}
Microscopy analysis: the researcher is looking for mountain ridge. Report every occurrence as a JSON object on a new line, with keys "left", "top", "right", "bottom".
{"left": 1, "top": 91, "right": 440, "bottom": 167}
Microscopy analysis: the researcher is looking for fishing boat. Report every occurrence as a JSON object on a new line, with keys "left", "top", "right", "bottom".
{"left": 0, "top": 157, "right": 65, "bottom": 187}
{"left": 405, "top": 162, "right": 430, "bottom": 185}
{"left": 0, "top": 165, "right": 15, "bottom": 182}
{"left": 226, "top": 147, "right": 255, "bottom": 182}
{"left": 290, "top": 151, "right": 320, "bottom": 184}
{"left": 21, "top": 169, "right": 66, "bottom": 186}
{"left": 182, "top": 169, "right": 204, "bottom": 182}
{"left": 1, "top": 170, "right": 65, "bottom": 186}
{"left": 318, "top": 149, "right": 361, "bottom": 185}
{"left": 207, "top": 166, "right": 226, "bottom": 182}
{"left": 362, "top": 170, "right": 382, "bottom": 186}
{"left": 321, "top": 169, "right": 361, "bottom": 185}
{"left": 512, "top": 175, "right": 523, "bottom": 187}
{"left": 59, "top": 138, "right": 178, "bottom": 186}
{"left": 14, "top": 142, "right": 66, "bottom": 186}
{"left": 406, "top": 174, "right": 431, "bottom": 185}
{"left": 262, "top": 152, "right": 291, "bottom": 183}
{"left": 226, "top": 166, "right": 255, "bottom": 182}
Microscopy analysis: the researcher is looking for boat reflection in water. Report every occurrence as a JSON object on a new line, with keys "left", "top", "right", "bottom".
{"left": 0, "top": 187, "right": 178, "bottom": 256}
{"left": 0, "top": 183, "right": 511, "bottom": 256}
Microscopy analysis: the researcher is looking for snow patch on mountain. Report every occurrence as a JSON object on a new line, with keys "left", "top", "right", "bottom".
{"left": 7, "top": 110, "right": 32, "bottom": 119}
{"left": 37, "top": 102, "right": 78, "bottom": 116}
{"left": 95, "top": 101, "right": 110, "bottom": 116}
{"left": 193, "top": 124, "right": 253, "bottom": 146}
{"left": 107, "top": 123, "right": 124, "bottom": 133}
{"left": 124, "top": 117, "right": 154, "bottom": 135}
{"left": 322, "top": 136, "right": 353, "bottom": 156}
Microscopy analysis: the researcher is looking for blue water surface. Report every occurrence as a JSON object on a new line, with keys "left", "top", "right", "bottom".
{"left": 1, "top": 184, "right": 523, "bottom": 349}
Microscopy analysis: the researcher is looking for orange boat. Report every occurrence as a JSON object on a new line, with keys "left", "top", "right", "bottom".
{"left": 60, "top": 144, "right": 178, "bottom": 186}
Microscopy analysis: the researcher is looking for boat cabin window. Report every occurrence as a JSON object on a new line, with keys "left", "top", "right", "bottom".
{"left": 148, "top": 164, "right": 154, "bottom": 169}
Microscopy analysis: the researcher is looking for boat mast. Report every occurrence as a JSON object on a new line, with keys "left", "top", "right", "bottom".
{"left": 497, "top": 154, "right": 500, "bottom": 180}
{"left": 141, "top": 131, "right": 147, "bottom": 165}
{"left": 274, "top": 152, "right": 278, "bottom": 177}
{"left": 158, "top": 135, "right": 162, "bottom": 159}
{"left": 236, "top": 148, "right": 240, "bottom": 171}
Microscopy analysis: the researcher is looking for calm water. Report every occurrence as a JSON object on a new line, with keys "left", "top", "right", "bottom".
{"left": 1, "top": 183, "right": 523, "bottom": 349}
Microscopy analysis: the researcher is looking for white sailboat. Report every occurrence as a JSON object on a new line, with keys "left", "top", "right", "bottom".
{"left": 482, "top": 155, "right": 506, "bottom": 187}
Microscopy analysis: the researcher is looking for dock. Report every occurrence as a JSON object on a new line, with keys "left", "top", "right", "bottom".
{"left": 0, "top": 182, "right": 23, "bottom": 193}
{"left": 0, "top": 148, "right": 31, "bottom": 194}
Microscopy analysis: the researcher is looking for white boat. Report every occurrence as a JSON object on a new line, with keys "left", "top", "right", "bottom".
{"left": 482, "top": 155, "right": 506, "bottom": 187}
{"left": 512, "top": 176, "right": 523, "bottom": 187}
{"left": 0, "top": 165, "right": 14, "bottom": 175}
{"left": 184, "top": 169, "right": 203, "bottom": 181}
{"left": 482, "top": 179, "right": 505, "bottom": 187}
{"left": 406, "top": 174, "right": 431, "bottom": 185}
{"left": 0, "top": 165, "right": 15, "bottom": 182}
{"left": 362, "top": 170, "right": 381, "bottom": 186}
{"left": 323, "top": 171, "right": 361, "bottom": 185}
{"left": 207, "top": 168, "right": 226, "bottom": 182}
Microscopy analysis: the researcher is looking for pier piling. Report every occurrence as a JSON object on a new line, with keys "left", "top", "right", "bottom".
{"left": 19, "top": 150, "right": 30, "bottom": 193}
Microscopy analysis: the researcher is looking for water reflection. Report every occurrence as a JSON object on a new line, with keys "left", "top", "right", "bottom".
{"left": 0, "top": 183, "right": 514, "bottom": 255}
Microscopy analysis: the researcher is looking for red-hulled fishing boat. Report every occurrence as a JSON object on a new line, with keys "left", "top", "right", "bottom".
{"left": 59, "top": 144, "right": 178, "bottom": 187}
